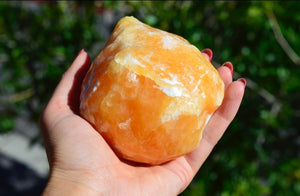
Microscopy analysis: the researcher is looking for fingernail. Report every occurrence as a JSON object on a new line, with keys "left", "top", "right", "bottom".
{"left": 77, "top": 49, "right": 85, "bottom": 56}
{"left": 222, "top": 61, "right": 234, "bottom": 76}
{"left": 238, "top": 78, "right": 247, "bottom": 88}
{"left": 201, "top": 48, "right": 213, "bottom": 61}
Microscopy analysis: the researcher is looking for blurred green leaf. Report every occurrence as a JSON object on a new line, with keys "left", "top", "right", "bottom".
{"left": 0, "top": 117, "right": 14, "bottom": 133}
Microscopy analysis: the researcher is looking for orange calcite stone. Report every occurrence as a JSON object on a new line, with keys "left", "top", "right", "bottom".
{"left": 80, "top": 16, "right": 224, "bottom": 165}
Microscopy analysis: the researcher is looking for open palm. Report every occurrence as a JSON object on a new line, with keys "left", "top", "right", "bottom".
{"left": 40, "top": 49, "right": 245, "bottom": 195}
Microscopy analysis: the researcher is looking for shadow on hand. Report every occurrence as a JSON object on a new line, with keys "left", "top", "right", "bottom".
{"left": 67, "top": 53, "right": 91, "bottom": 115}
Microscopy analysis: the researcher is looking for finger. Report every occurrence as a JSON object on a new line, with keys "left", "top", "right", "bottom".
{"left": 217, "top": 62, "right": 233, "bottom": 89}
{"left": 201, "top": 48, "right": 213, "bottom": 61}
{"left": 200, "top": 49, "right": 233, "bottom": 88}
{"left": 203, "top": 79, "right": 245, "bottom": 146}
{"left": 48, "top": 50, "right": 90, "bottom": 111}
{"left": 52, "top": 49, "right": 91, "bottom": 103}
{"left": 41, "top": 50, "right": 91, "bottom": 125}
{"left": 184, "top": 79, "right": 246, "bottom": 172}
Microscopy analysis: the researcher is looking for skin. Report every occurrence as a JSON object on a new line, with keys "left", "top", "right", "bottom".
{"left": 39, "top": 49, "right": 245, "bottom": 195}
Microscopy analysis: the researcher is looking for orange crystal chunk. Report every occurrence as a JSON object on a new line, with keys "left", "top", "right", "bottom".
{"left": 80, "top": 16, "right": 224, "bottom": 165}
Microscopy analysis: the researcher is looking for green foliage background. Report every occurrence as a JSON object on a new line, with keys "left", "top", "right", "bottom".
{"left": 0, "top": 1, "right": 299, "bottom": 195}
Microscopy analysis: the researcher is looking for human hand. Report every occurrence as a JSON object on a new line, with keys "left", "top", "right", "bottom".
{"left": 39, "top": 49, "right": 245, "bottom": 195}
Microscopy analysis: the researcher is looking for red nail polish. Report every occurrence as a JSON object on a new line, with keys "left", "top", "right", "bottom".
{"left": 222, "top": 62, "right": 234, "bottom": 76}
{"left": 77, "top": 49, "right": 85, "bottom": 56}
{"left": 201, "top": 48, "right": 213, "bottom": 61}
{"left": 238, "top": 78, "right": 247, "bottom": 87}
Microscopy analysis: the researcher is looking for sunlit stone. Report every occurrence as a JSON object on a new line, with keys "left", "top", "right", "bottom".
{"left": 80, "top": 16, "right": 224, "bottom": 165}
